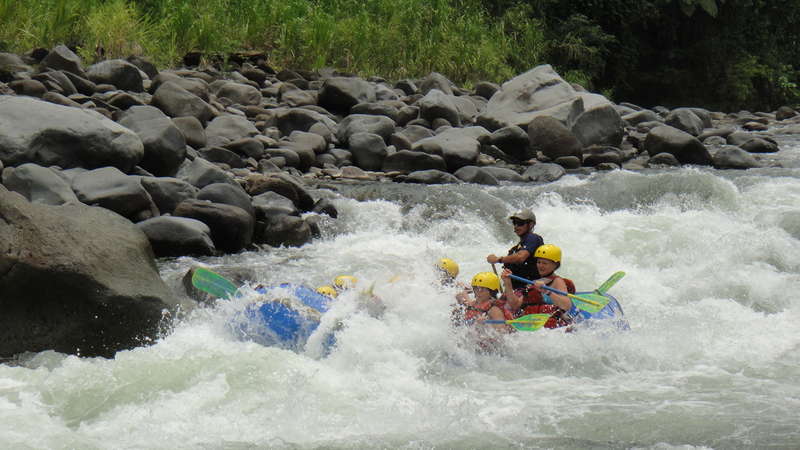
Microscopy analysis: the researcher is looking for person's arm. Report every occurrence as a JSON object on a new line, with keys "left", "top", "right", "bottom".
{"left": 500, "top": 269, "right": 523, "bottom": 310}
{"left": 498, "top": 250, "right": 530, "bottom": 265}
{"left": 536, "top": 277, "right": 572, "bottom": 311}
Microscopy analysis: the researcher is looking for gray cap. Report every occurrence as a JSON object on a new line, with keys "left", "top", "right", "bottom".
{"left": 509, "top": 208, "right": 536, "bottom": 223}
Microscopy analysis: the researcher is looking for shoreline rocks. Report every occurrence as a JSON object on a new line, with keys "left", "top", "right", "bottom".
{"left": 0, "top": 45, "right": 796, "bottom": 358}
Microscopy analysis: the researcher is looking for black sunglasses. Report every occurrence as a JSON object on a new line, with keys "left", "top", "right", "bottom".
{"left": 511, "top": 219, "right": 529, "bottom": 226}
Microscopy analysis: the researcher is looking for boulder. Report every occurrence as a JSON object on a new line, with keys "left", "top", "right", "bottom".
{"left": 418, "top": 89, "right": 461, "bottom": 126}
{"left": 137, "top": 216, "right": 215, "bottom": 257}
{"left": 244, "top": 173, "right": 315, "bottom": 211}
{"left": 569, "top": 100, "right": 624, "bottom": 147}
{"left": 490, "top": 125, "right": 531, "bottom": 161}
{"left": 336, "top": 114, "right": 396, "bottom": 146}
{"left": 318, "top": 77, "right": 376, "bottom": 113}
{"left": 476, "top": 64, "right": 613, "bottom": 131}
{"left": 9, "top": 79, "right": 47, "bottom": 97}
{"left": 582, "top": 146, "right": 623, "bottom": 167}
{"left": 712, "top": 145, "right": 760, "bottom": 169}
{"left": 522, "top": 163, "right": 566, "bottom": 182}
{"left": 350, "top": 102, "right": 400, "bottom": 121}
{"left": 648, "top": 152, "right": 681, "bottom": 166}
{"left": 197, "top": 182, "right": 255, "bottom": 218}
{"left": 172, "top": 116, "right": 207, "bottom": 149}
{"left": 474, "top": 81, "right": 500, "bottom": 100}
{"left": 382, "top": 150, "right": 447, "bottom": 173}
{"left": 139, "top": 176, "right": 198, "bottom": 215}
{"left": 453, "top": 166, "right": 499, "bottom": 185}
{"left": 252, "top": 191, "right": 300, "bottom": 218}
{"left": 665, "top": 108, "right": 704, "bottom": 136}
{"left": 418, "top": 72, "right": 454, "bottom": 96}
{"left": 151, "top": 81, "right": 216, "bottom": 125}
{"left": 622, "top": 109, "right": 661, "bottom": 126}
{"left": 40, "top": 45, "right": 86, "bottom": 77}
{"left": 401, "top": 169, "right": 461, "bottom": 184}
{"left": 528, "top": 116, "right": 582, "bottom": 159}
{"left": 412, "top": 127, "right": 488, "bottom": 171}
{"left": 0, "top": 186, "right": 184, "bottom": 358}
{"left": 2, "top": 163, "right": 79, "bottom": 205}
{"left": 176, "top": 157, "right": 237, "bottom": 189}
{"left": 215, "top": 81, "right": 262, "bottom": 106}
{"left": 482, "top": 166, "right": 525, "bottom": 182}
{"left": 205, "top": 115, "right": 259, "bottom": 142}
{"left": 197, "top": 146, "right": 247, "bottom": 168}
{"left": 775, "top": 106, "right": 797, "bottom": 121}
{"left": 643, "top": 125, "right": 712, "bottom": 165}
{"left": 71, "top": 167, "right": 159, "bottom": 222}
{"left": 348, "top": 132, "right": 387, "bottom": 171}
{"left": 118, "top": 106, "right": 187, "bottom": 176}
{"left": 275, "top": 107, "right": 338, "bottom": 138}
{"left": 173, "top": 199, "right": 254, "bottom": 253}
{"left": 254, "top": 214, "right": 313, "bottom": 247}
{"left": 85, "top": 59, "right": 144, "bottom": 92}
{"left": 0, "top": 96, "right": 143, "bottom": 172}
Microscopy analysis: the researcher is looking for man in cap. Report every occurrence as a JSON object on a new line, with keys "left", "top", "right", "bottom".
{"left": 486, "top": 208, "right": 544, "bottom": 290}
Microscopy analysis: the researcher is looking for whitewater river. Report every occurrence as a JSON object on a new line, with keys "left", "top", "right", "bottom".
{"left": 2, "top": 132, "right": 800, "bottom": 449}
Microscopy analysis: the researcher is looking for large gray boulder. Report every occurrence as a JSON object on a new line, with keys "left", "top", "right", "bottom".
{"left": 0, "top": 96, "right": 143, "bottom": 172}
{"left": 0, "top": 186, "right": 185, "bottom": 358}
{"left": 412, "top": 127, "right": 488, "bottom": 171}
{"left": 1, "top": 163, "right": 79, "bottom": 205}
{"left": 118, "top": 106, "right": 187, "bottom": 177}
{"left": 40, "top": 45, "right": 86, "bottom": 77}
{"left": 176, "top": 157, "right": 238, "bottom": 189}
{"left": 197, "top": 182, "right": 255, "bottom": 218}
{"left": 173, "top": 199, "right": 253, "bottom": 253}
{"left": 254, "top": 214, "right": 313, "bottom": 247}
{"left": 490, "top": 126, "right": 531, "bottom": 161}
{"left": 139, "top": 176, "right": 198, "bottom": 215}
{"left": 275, "top": 108, "right": 338, "bottom": 138}
{"left": 71, "top": 167, "right": 159, "bottom": 222}
{"left": 418, "top": 89, "right": 461, "bottom": 126}
{"left": 348, "top": 132, "right": 387, "bottom": 171}
{"left": 214, "top": 81, "right": 262, "bottom": 106}
{"left": 86, "top": 59, "right": 144, "bottom": 92}
{"left": 665, "top": 108, "right": 704, "bottom": 136}
{"left": 205, "top": 115, "right": 259, "bottom": 143}
{"left": 137, "top": 216, "right": 215, "bottom": 257}
{"left": 336, "top": 114, "right": 396, "bottom": 146}
{"left": 643, "top": 125, "right": 713, "bottom": 165}
{"left": 523, "top": 163, "right": 566, "bottom": 183}
{"left": 151, "top": 81, "right": 216, "bottom": 125}
{"left": 712, "top": 145, "right": 760, "bottom": 169}
{"left": 476, "top": 65, "right": 622, "bottom": 148}
{"left": 453, "top": 166, "right": 499, "bottom": 185}
{"left": 318, "top": 77, "right": 377, "bottom": 113}
{"left": 382, "top": 150, "right": 447, "bottom": 173}
{"left": 401, "top": 169, "right": 461, "bottom": 184}
{"left": 528, "top": 116, "right": 582, "bottom": 159}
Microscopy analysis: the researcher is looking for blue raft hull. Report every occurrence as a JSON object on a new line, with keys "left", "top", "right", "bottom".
{"left": 229, "top": 284, "right": 334, "bottom": 351}
{"left": 569, "top": 291, "right": 629, "bottom": 330}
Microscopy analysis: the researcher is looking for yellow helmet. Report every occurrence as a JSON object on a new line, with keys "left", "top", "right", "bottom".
{"left": 436, "top": 258, "right": 459, "bottom": 278}
{"left": 316, "top": 285, "right": 338, "bottom": 298}
{"left": 534, "top": 244, "right": 561, "bottom": 263}
{"left": 333, "top": 275, "right": 358, "bottom": 289}
{"left": 471, "top": 272, "right": 500, "bottom": 291}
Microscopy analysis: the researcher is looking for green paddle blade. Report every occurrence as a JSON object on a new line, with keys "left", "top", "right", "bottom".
{"left": 191, "top": 267, "right": 238, "bottom": 298}
{"left": 595, "top": 271, "right": 625, "bottom": 295}
{"left": 507, "top": 313, "right": 551, "bottom": 332}
{"left": 568, "top": 292, "right": 611, "bottom": 314}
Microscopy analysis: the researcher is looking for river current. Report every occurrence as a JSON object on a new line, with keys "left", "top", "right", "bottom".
{"left": 2, "top": 133, "right": 799, "bottom": 449}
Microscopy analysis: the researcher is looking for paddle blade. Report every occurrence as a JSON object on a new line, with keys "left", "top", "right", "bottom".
{"left": 568, "top": 292, "right": 611, "bottom": 314}
{"left": 595, "top": 271, "right": 625, "bottom": 295}
{"left": 192, "top": 267, "right": 238, "bottom": 298}
{"left": 507, "top": 313, "right": 551, "bottom": 332}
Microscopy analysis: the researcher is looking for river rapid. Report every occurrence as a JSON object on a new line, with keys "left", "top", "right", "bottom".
{"left": 2, "top": 133, "right": 800, "bottom": 449}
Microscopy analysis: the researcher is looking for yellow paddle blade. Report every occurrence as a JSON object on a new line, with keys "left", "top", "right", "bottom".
{"left": 506, "top": 313, "right": 551, "bottom": 332}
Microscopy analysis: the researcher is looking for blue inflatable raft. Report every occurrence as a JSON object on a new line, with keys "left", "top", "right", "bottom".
{"left": 229, "top": 284, "right": 335, "bottom": 351}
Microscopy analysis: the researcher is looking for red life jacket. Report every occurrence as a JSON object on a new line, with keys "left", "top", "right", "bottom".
{"left": 516, "top": 275, "right": 575, "bottom": 328}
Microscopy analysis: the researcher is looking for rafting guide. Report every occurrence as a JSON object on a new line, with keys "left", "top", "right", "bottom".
{"left": 486, "top": 208, "right": 544, "bottom": 290}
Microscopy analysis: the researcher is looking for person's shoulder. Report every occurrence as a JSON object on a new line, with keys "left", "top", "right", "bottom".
{"left": 523, "top": 233, "right": 543, "bottom": 245}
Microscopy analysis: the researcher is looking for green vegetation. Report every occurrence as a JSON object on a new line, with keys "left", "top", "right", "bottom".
{"left": 0, "top": 0, "right": 797, "bottom": 110}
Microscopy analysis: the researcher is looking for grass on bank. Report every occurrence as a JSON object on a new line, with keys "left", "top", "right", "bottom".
{"left": 0, "top": 0, "right": 552, "bottom": 85}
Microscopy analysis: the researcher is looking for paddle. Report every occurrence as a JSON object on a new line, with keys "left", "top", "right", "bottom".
{"left": 191, "top": 267, "right": 239, "bottom": 299}
{"left": 491, "top": 263, "right": 504, "bottom": 294}
{"left": 508, "top": 274, "right": 611, "bottom": 313}
{"left": 595, "top": 271, "right": 625, "bottom": 295}
{"left": 484, "top": 313, "right": 551, "bottom": 332}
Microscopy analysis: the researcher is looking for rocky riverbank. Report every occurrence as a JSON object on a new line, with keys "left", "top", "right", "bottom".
{"left": 1, "top": 45, "right": 799, "bottom": 359}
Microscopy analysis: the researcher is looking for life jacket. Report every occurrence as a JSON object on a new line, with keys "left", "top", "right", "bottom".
{"left": 516, "top": 275, "right": 576, "bottom": 329}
